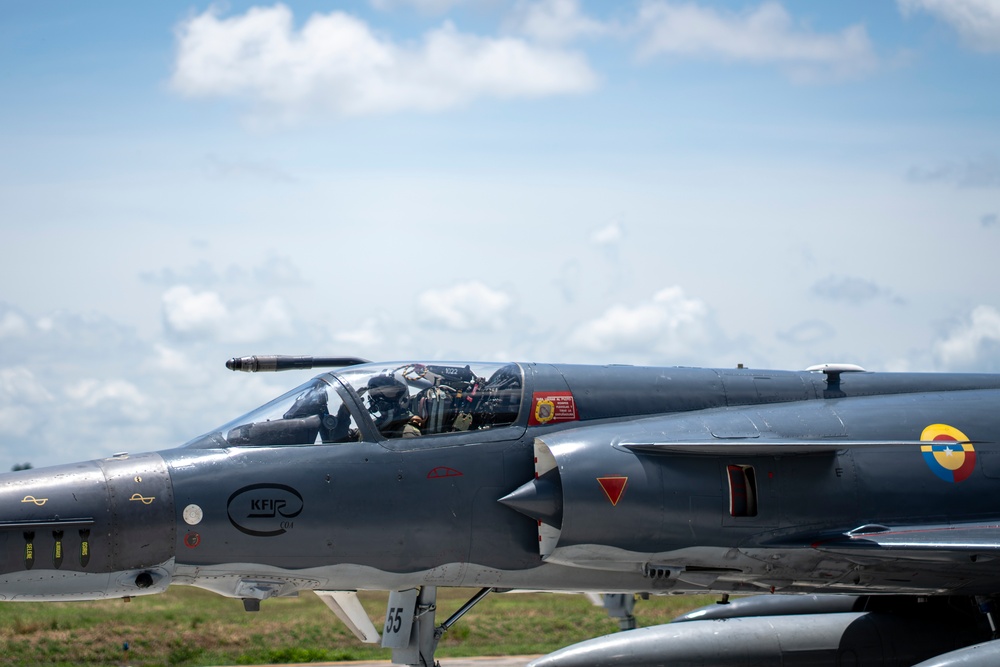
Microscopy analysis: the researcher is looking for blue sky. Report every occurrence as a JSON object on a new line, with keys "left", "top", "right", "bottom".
{"left": 1, "top": 0, "right": 999, "bottom": 468}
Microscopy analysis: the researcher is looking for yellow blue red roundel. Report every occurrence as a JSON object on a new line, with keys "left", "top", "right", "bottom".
{"left": 920, "top": 424, "right": 976, "bottom": 483}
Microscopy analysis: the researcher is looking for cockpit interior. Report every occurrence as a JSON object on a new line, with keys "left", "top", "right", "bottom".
{"left": 185, "top": 362, "right": 523, "bottom": 449}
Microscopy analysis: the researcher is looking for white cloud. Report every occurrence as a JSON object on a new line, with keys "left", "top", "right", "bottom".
{"left": 776, "top": 320, "right": 835, "bottom": 346}
{"left": 0, "top": 310, "right": 29, "bottom": 338}
{"left": 171, "top": 4, "right": 597, "bottom": 119}
{"left": 0, "top": 367, "right": 54, "bottom": 405}
{"left": 509, "top": 0, "right": 610, "bottom": 43}
{"left": 142, "top": 256, "right": 307, "bottom": 289}
{"left": 149, "top": 344, "right": 189, "bottom": 374}
{"left": 0, "top": 406, "right": 39, "bottom": 439}
{"left": 935, "top": 305, "right": 1000, "bottom": 370}
{"left": 334, "top": 317, "right": 385, "bottom": 347}
{"left": 907, "top": 155, "right": 1000, "bottom": 188}
{"left": 899, "top": 0, "right": 1000, "bottom": 52}
{"left": 635, "top": 1, "right": 876, "bottom": 81}
{"left": 162, "top": 285, "right": 227, "bottom": 334}
{"left": 591, "top": 220, "right": 624, "bottom": 245}
{"left": 0, "top": 300, "right": 313, "bottom": 467}
{"left": 370, "top": 0, "right": 468, "bottom": 12}
{"left": 144, "top": 344, "right": 214, "bottom": 387}
{"left": 0, "top": 369, "right": 54, "bottom": 438}
{"left": 569, "top": 286, "right": 710, "bottom": 355}
{"left": 66, "top": 378, "right": 148, "bottom": 412}
{"left": 810, "top": 275, "right": 903, "bottom": 305}
{"left": 162, "top": 285, "right": 294, "bottom": 343}
{"left": 417, "top": 281, "right": 512, "bottom": 330}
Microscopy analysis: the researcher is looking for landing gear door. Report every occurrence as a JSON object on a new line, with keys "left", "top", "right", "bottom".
{"left": 382, "top": 589, "right": 418, "bottom": 649}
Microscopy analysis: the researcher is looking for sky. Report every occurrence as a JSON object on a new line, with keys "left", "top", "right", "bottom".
{"left": 1, "top": 0, "right": 999, "bottom": 468}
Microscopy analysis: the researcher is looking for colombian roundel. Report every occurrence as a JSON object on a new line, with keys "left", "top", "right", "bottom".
{"left": 920, "top": 424, "right": 976, "bottom": 483}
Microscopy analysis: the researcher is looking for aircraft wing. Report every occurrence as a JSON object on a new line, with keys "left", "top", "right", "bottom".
{"left": 620, "top": 435, "right": 997, "bottom": 553}
{"left": 817, "top": 522, "right": 1000, "bottom": 551}
{"left": 621, "top": 439, "right": 942, "bottom": 456}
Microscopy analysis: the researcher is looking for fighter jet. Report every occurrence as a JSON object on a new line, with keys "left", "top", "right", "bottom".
{"left": 3, "top": 356, "right": 1000, "bottom": 667}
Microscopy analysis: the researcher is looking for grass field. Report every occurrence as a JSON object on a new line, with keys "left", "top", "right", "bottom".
{"left": 0, "top": 586, "right": 717, "bottom": 666}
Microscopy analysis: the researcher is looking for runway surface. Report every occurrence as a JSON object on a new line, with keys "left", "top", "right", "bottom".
{"left": 214, "top": 656, "right": 541, "bottom": 667}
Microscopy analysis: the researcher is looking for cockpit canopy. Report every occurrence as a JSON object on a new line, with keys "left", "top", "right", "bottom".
{"left": 339, "top": 362, "right": 522, "bottom": 438}
{"left": 184, "top": 362, "right": 523, "bottom": 449}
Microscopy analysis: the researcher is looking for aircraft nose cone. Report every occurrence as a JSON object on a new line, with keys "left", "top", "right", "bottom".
{"left": 0, "top": 460, "right": 107, "bottom": 534}
{"left": 0, "top": 460, "right": 109, "bottom": 589}
{"left": 0, "top": 454, "right": 176, "bottom": 601}
{"left": 498, "top": 468, "right": 563, "bottom": 527}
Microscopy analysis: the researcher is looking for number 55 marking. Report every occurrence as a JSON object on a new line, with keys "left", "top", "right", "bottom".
{"left": 385, "top": 607, "right": 404, "bottom": 634}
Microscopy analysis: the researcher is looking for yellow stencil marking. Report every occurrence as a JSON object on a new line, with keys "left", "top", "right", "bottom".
{"left": 129, "top": 493, "right": 155, "bottom": 505}
{"left": 21, "top": 495, "right": 48, "bottom": 506}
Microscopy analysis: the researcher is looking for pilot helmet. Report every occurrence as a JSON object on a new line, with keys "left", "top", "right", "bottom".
{"left": 367, "top": 374, "right": 409, "bottom": 405}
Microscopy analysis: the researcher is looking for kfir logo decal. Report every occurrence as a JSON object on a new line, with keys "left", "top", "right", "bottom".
{"left": 920, "top": 424, "right": 976, "bottom": 483}
{"left": 227, "top": 483, "right": 303, "bottom": 537}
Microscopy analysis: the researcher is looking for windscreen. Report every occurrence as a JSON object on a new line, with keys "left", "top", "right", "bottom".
{"left": 183, "top": 377, "right": 360, "bottom": 448}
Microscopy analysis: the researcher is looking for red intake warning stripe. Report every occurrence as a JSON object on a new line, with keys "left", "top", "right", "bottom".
{"left": 597, "top": 476, "right": 628, "bottom": 506}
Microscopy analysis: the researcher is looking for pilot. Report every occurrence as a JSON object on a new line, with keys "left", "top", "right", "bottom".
{"left": 366, "top": 374, "right": 423, "bottom": 438}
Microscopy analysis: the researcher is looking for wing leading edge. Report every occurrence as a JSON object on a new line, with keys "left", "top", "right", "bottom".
{"left": 620, "top": 439, "right": 966, "bottom": 456}
{"left": 821, "top": 522, "right": 1000, "bottom": 551}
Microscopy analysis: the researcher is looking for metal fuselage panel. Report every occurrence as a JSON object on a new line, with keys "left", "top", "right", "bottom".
{"left": 0, "top": 453, "right": 175, "bottom": 600}
{"left": 164, "top": 440, "right": 540, "bottom": 575}
{"left": 4, "top": 365, "right": 1000, "bottom": 599}
{"left": 532, "top": 385, "right": 1000, "bottom": 594}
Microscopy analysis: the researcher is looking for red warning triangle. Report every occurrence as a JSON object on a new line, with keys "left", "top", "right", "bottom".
{"left": 597, "top": 476, "right": 628, "bottom": 506}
